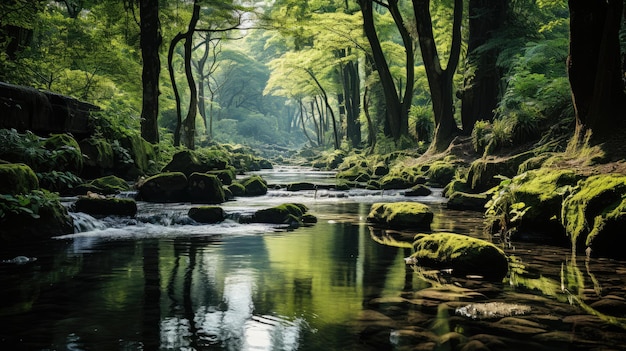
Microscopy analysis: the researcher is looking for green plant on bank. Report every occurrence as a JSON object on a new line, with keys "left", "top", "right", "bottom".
{"left": 36, "top": 171, "right": 84, "bottom": 192}
{"left": 0, "top": 190, "right": 59, "bottom": 220}
{"left": 0, "top": 129, "right": 47, "bottom": 168}
{"left": 484, "top": 176, "right": 530, "bottom": 247}
{"left": 471, "top": 120, "right": 492, "bottom": 154}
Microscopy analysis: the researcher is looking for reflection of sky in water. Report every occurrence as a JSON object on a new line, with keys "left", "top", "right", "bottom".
{"left": 160, "top": 269, "right": 301, "bottom": 351}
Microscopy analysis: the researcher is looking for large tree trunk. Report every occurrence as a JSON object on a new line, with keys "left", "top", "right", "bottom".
{"left": 340, "top": 52, "right": 362, "bottom": 148}
{"left": 358, "top": 0, "right": 404, "bottom": 141}
{"left": 139, "top": 0, "right": 161, "bottom": 144}
{"left": 568, "top": 0, "right": 626, "bottom": 147}
{"left": 460, "top": 0, "right": 506, "bottom": 134}
{"left": 413, "top": 0, "right": 462, "bottom": 153}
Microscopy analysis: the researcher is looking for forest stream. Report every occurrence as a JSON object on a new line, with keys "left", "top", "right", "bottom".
{"left": 2, "top": 166, "right": 626, "bottom": 351}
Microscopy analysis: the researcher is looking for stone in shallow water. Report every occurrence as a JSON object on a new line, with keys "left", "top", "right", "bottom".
{"left": 455, "top": 302, "right": 532, "bottom": 320}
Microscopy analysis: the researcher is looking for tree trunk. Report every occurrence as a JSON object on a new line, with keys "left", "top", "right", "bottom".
{"left": 358, "top": 0, "right": 404, "bottom": 140}
{"left": 168, "top": 33, "right": 185, "bottom": 147}
{"left": 413, "top": 0, "right": 462, "bottom": 153}
{"left": 182, "top": 3, "right": 201, "bottom": 150}
{"left": 340, "top": 52, "right": 362, "bottom": 148}
{"left": 139, "top": 0, "right": 161, "bottom": 144}
{"left": 568, "top": 0, "right": 626, "bottom": 147}
{"left": 460, "top": 0, "right": 506, "bottom": 134}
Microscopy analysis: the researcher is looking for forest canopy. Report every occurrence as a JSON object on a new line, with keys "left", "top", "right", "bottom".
{"left": 1, "top": 0, "right": 624, "bottom": 157}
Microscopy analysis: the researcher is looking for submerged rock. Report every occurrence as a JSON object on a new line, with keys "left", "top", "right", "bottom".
{"left": 411, "top": 232, "right": 509, "bottom": 281}
{"left": 456, "top": 302, "right": 532, "bottom": 320}
{"left": 252, "top": 203, "right": 314, "bottom": 227}
{"left": 446, "top": 192, "right": 489, "bottom": 212}
{"left": 188, "top": 206, "right": 225, "bottom": 224}
{"left": 405, "top": 184, "right": 432, "bottom": 197}
{"left": 239, "top": 175, "right": 268, "bottom": 196}
{"left": 367, "top": 202, "right": 433, "bottom": 230}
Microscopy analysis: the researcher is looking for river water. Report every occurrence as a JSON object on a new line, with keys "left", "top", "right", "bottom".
{"left": 1, "top": 166, "right": 626, "bottom": 350}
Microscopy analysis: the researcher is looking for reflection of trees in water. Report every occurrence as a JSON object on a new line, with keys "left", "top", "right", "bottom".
{"left": 142, "top": 239, "right": 161, "bottom": 350}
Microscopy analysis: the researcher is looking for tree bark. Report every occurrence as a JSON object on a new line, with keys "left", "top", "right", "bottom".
{"left": 413, "top": 0, "right": 462, "bottom": 152}
{"left": 568, "top": 0, "right": 626, "bottom": 146}
{"left": 182, "top": 3, "right": 201, "bottom": 150}
{"left": 139, "top": 0, "right": 161, "bottom": 144}
{"left": 168, "top": 33, "right": 185, "bottom": 147}
{"left": 358, "top": 0, "right": 406, "bottom": 141}
{"left": 460, "top": 0, "right": 506, "bottom": 134}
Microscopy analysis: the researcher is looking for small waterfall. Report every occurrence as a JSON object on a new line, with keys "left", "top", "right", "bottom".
{"left": 70, "top": 212, "right": 106, "bottom": 233}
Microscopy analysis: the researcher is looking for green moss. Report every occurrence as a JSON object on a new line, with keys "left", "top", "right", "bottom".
{"left": 188, "top": 173, "right": 225, "bottom": 204}
{"left": 228, "top": 182, "right": 246, "bottom": 196}
{"left": 0, "top": 163, "right": 39, "bottom": 195}
{"left": 336, "top": 165, "right": 370, "bottom": 182}
{"left": 240, "top": 175, "right": 268, "bottom": 196}
{"left": 79, "top": 136, "right": 115, "bottom": 175}
{"left": 562, "top": 175, "right": 626, "bottom": 251}
{"left": 252, "top": 203, "right": 311, "bottom": 225}
{"left": 426, "top": 160, "right": 456, "bottom": 187}
{"left": 88, "top": 175, "right": 130, "bottom": 194}
{"left": 367, "top": 202, "right": 433, "bottom": 229}
{"left": 411, "top": 232, "right": 508, "bottom": 281}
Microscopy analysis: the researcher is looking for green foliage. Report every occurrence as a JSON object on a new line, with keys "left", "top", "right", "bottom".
{"left": 471, "top": 120, "right": 491, "bottom": 154}
{"left": 37, "top": 171, "right": 83, "bottom": 193}
{"left": 484, "top": 176, "right": 530, "bottom": 244}
{"left": 410, "top": 105, "right": 434, "bottom": 143}
{"left": 0, "top": 190, "right": 59, "bottom": 220}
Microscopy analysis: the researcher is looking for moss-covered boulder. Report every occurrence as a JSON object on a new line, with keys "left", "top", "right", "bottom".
{"left": 467, "top": 152, "right": 534, "bottom": 192}
{"left": 446, "top": 192, "right": 489, "bottom": 212}
{"left": 426, "top": 161, "right": 456, "bottom": 187}
{"left": 252, "top": 203, "right": 313, "bottom": 226}
{"left": 367, "top": 202, "right": 433, "bottom": 230}
{"left": 43, "top": 133, "right": 83, "bottom": 174}
{"left": 240, "top": 175, "right": 268, "bottom": 196}
{"left": 163, "top": 149, "right": 229, "bottom": 176}
{"left": 76, "top": 175, "right": 130, "bottom": 195}
{"left": 79, "top": 136, "right": 115, "bottom": 178}
{"left": 486, "top": 169, "right": 581, "bottom": 240}
{"left": 286, "top": 182, "right": 317, "bottom": 191}
{"left": 411, "top": 232, "right": 509, "bottom": 281}
{"left": 118, "top": 133, "right": 157, "bottom": 178}
{"left": 207, "top": 168, "right": 236, "bottom": 185}
{"left": 336, "top": 165, "right": 371, "bottom": 182}
{"left": 0, "top": 163, "right": 39, "bottom": 195}
{"left": 74, "top": 196, "right": 137, "bottom": 217}
{"left": 137, "top": 172, "right": 188, "bottom": 202}
{"left": 405, "top": 184, "right": 432, "bottom": 197}
{"left": 228, "top": 182, "right": 246, "bottom": 197}
{"left": 562, "top": 175, "right": 626, "bottom": 259}
{"left": 0, "top": 190, "right": 73, "bottom": 242}
{"left": 188, "top": 206, "right": 225, "bottom": 224}
{"left": 379, "top": 175, "right": 415, "bottom": 190}
{"left": 187, "top": 173, "right": 225, "bottom": 204}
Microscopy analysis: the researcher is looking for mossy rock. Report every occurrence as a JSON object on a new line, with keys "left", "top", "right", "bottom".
{"left": 336, "top": 165, "right": 371, "bottom": 182}
{"left": 77, "top": 175, "right": 130, "bottom": 195}
{"left": 372, "top": 162, "right": 389, "bottom": 177}
{"left": 506, "top": 169, "right": 581, "bottom": 238}
{"left": 334, "top": 180, "right": 350, "bottom": 191}
{"left": 0, "top": 163, "right": 39, "bottom": 195}
{"left": 43, "top": 133, "right": 83, "bottom": 174}
{"left": 562, "top": 174, "right": 626, "bottom": 259}
{"left": 79, "top": 136, "right": 114, "bottom": 178}
{"left": 0, "top": 191, "right": 73, "bottom": 242}
{"left": 411, "top": 232, "right": 508, "bottom": 281}
{"left": 467, "top": 152, "right": 534, "bottom": 192}
{"left": 259, "top": 159, "right": 273, "bottom": 169}
{"left": 74, "top": 196, "right": 137, "bottom": 217}
{"left": 207, "top": 168, "right": 236, "bottom": 185}
{"left": 405, "top": 184, "right": 432, "bottom": 197}
{"left": 228, "top": 182, "right": 246, "bottom": 197}
{"left": 443, "top": 179, "right": 470, "bottom": 198}
{"left": 252, "top": 203, "right": 311, "bottom": 226}
{"left": 287, "top": 182, "right": 317, "bottom": 191}
{"left": 240, "top": 175, "right": 268, "bottom": 196}
{"left": 379, "top": 175, "right": 415, "bottom": 190}
{"left": 447, "top": 192, "right": 489, "bottom": 212}
{"left": 188, "top": 206, "right": 225, "bottom": 224}
{"left": 367, "top": 202, "right": 433, "bottom": 230}
{"left": 137, "top": 172, "right": 188, "bottom": 202}
{"left": 187, "top": 173, "right": 225, "bottom": 204}
{"left": 162, "top": 149, "right": 229, "bottom": 176}
{"left": 116, "top": 133, "right": 156, "bottom": 179}
{"left": 426, "top": 161, "right": 456, "bottom": 187}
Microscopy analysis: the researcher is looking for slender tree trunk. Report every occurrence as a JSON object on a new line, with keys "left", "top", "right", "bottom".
{"left": 139, "top": 0, "right": 161, "bottom": 144}
{"left": 341, "top": 53, "right": 362, "bottom": 148}
{"left": 307, "top": 70, "right": 340, "bottom": 149}
{"left": 460, "top": 0, "right": 506, "bottom": 134}
{"left": 299, "top": 99, "right": 315, "bottom": 146}
{"left": 182, "top": 3, "right": 201, "bottom": 150}
{"left": 413, "top": 0, "right": 462, "bottom": 153}
{"left": 168, "top": 33, "right": 185, "bottom": 147}
{"left": 364, "top": 86, "right": 376, "bottom": 154}
{"left": 568, "top": 0, "right": 626, "bottom": 147}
